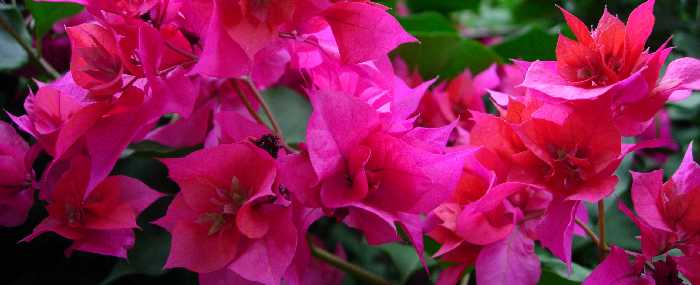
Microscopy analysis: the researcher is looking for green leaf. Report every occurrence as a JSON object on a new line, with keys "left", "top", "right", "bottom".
{"left": 100, "top": 195, "right": 176, "bottom": 285}
{"left": 127, "top": 140, "right": 201, "bottom": 158}
{"left": 393, "top": 34, "right": 502, "bottom": 79}
{"left": 26, "top": 0, "right": 83, "bottom": 39}
{"left": 398, "top": 11, "right": 457, "bottom": 36}
{"left": 405, "top": 0, "right": 478, "bottom": 15}
{"left": 100, "top": 224, "right": 173, "bottom": 285}
{"left": 673, "top": 32, "right": 700, "bottom": 57}
{"left": 0, "top": 4, "right": 31, "bottom": 71}
{"left": 261, "top": 87, "right": 312, "bottom": 144}
{"left": 112, "top": 156, "right": 180, "bottom": 194}
{"left": 453, "top": 3, "right": 514, "bottom": 37}
{"left": 538, "top": 250, "right": 592, "bottom": 283}
{"left": 379, "top": 243, "right": 421, "bottom": 284}
{"left": 492, "top": 26, "right": 557, "bottom": 61}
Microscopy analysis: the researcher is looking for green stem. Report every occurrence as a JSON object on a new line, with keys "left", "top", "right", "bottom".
{"left": 243, "top": 78, "right": 284, "bottom": 137}
{"left": 0, "top": 13, "right": 59, "bottom": 79}
{"left": 597, "top": 201, "right": 608, "bottom": 259}
{"left": 242, "top": 78, "right": 295, "bottom": 152}
{"left": 575, "top": 218, "right": 601, "bottom": 249}
{"left": 232, "top": 80, "right": 268, "bottom": 126}
{"left": 309, "top": 241, "right": 394, "bottom": 285}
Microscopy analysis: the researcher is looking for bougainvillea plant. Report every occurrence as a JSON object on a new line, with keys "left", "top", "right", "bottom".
{"left": 2, "top": 0, "right": 700, "bottom": 284}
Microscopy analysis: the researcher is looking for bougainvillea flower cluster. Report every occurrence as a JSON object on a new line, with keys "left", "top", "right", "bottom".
{"left": 3, "top": 0, "right": 700, "bottom": 284}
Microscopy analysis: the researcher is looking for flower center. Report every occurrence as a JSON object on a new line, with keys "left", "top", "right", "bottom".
{"left": 197, "top": 176, "right": 247, "bottom": 236}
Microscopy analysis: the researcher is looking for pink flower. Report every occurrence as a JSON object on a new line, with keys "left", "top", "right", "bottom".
{"left": 9, "top": 77, "right": 89, "bottom": 156}
{"left": 279, "top": 90, "right": 466, "bottom": 262}
{"left": 629, "top": 143, "right": 700, "bottom": 258}
{"left": 467, "top": 97, "right": 621, "bottom": 268}
{"left": 513, "top": 100, "right": 621, "bottom": 202}
{"left": 426, "top": 151, "right": 547, "bottom": 285}
{"left": 521, "top": 0, "right": 700, "bottom": 136}
{"left": 0, "top": 121, "right": 35, "bottom": 227}
{"left": 23, "top": 155, "right": 161, "bottom": 257}
{"left": 155, "top": 142, "right": 297, "bottom": 285}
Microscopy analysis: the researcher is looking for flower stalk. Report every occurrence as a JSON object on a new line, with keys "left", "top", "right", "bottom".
{"left": 309, "top": 239, "right": 394, "bottom": 285}
{"left": 597, "top": 201, "right": 608, "bottom": 259}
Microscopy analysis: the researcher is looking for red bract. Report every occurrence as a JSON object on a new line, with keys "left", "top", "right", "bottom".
{"left": 23, "top": 156, "right": 161, "bottom": 257}
{"left": 556, "top": 0, "right": 654, "bottom": 88}
{"left": 156, "top": 143, "right": 297, "bottom": 285}
{"left": 67, "top": 22, "right": 124, "bottom": 98}
{"left": 514, "top": 100, "right": 621, "bottom": 202}
{"left": 0, "top": 122, "right": 35, "bottom": 227}
{"left": 521, "top": 0, "right": 700, "bottom": 136}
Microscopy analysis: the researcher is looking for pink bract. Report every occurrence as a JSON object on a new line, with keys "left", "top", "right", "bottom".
{"left": 23, "top": 156, "right": 161, "bottom": 257}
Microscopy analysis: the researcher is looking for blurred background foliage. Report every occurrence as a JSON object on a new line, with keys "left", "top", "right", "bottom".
{"left": 1, "top": 0, "right": 699, "bottom": 284}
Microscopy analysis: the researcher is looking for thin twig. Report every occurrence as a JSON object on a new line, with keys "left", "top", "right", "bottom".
{"left": 232, "top": 80, "right": 267, "bottom": 126}
{"left": 241, "top": 78, "right": 296, "bottom": 152}
{"left": 0, "top": 13, "right": 59, "bottom": 79}
{"left": 575, "top": 218, "right": 610, "bottom": 252}
{"left": 243, "top": 78, "right": 283, "bottom": 137}
{"left": 598, "top": 200, "right": 608, "bottom": 258}
{"left": 309, "top": 241, "right": 394, "bottom": 285}
{"left": 575, "top": 218, "right": 601, "bottom": 247}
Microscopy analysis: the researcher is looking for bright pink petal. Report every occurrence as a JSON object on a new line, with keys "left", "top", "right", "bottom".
{"left": 99, "top": 175, "right": 162, "bottom": 213}
{"left": 189, "top": 0, "right": 250, "bottom": 78}
{"left": 522, "top": 61, "right": 616, "bottom": 100}
{"left": 323, "top": 2, "right": 416, "bottom": 64}
{"left": 229, "top": 208, "right": 297, "bottom": 285}
{"left": 163, "top": 143, "right": 276, "bottom": 213}
{"left": 215, "top": 111, "right": 269, "bottom": 145}
{"left": 583, "top": 246, "right": 652, "bottom": 285}
{"left": 630, "top": 170, "right": 671, "bottom": 231}
{"left": 165, "top": 219, "right": 240, "bottom": 273}
{"left": 618, "top": 202, "right": 668, "bottom": 259}
{"left": 537, "top": 200, "right": 579, "bottom": 270}
{"left": 146, "top": 105, "right": 212, "bottom": 148}
{"left": 319, "top": 146, "right": 370, "bottom": 208}
{"left": 306, "top": 91, "right": 379, "bottom": 178}
{"left": 252, "top": 42, "right": 291, "bottom": 88}
{"left": 658, "top": 57, "right": 700, "bottom": 97}
{"left": 68, "top": 228, "right": 134, "bottom": 258}
{"left": 475, "top": 229, "right": 541, "bottom": 285}
{"left": 345, "top": 205, "right": 399, "bottom": 245}
{"left": 277, "top": 150, "right": 321, "bottom": 207}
